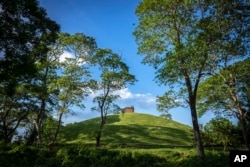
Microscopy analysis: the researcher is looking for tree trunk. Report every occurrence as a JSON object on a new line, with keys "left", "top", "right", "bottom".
{"left": 184, "top": 70, "right": 205, "bottom": 159}
{"left": 96, "top": 120, "right": 105, "bottom": 147}
{"left": 25, "top": 126, "right": 37, "bottom": 145}
{"left": 34, "top": 121, "right": 41, "bottom": 148}
{"left": 1, "top": 121, "right": 11, "bottom": 143}
{"left": 35, "top": 96, "right": 47, "bottom": 148}
{"left": 96, "top": 132, "right": 101, "bottom": 147}
{"left": 35, "top": 65, "right": 49, "bottom": 147}
{"left": 239, "top": 116, "right": 250, "bottom": 150}
{"left": 49, "top": 112, "right": 63, "bottom": 146}
{"left": 1, "top": 109, "right": 15, "bottom": 143}
{"left": 190, "top": 100, "right": 205, "bottom": 159}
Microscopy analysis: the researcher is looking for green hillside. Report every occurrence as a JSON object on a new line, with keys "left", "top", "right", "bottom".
{"left": 58, "top": 113, "right": 194, "bottom": 147}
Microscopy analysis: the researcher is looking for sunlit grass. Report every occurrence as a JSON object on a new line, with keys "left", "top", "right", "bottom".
{"left": 55, "top": 115, "right": 229, "bottom": 166}
{"left": 58, "top": 113, "right": 194, "bottom": 146}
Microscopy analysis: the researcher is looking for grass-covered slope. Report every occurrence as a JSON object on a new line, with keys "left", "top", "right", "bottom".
{"left": 58, "top": 113, "right": 194, "bottom": 146}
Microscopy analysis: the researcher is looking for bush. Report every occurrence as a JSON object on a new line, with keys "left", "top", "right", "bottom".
{"left": 0, "top": 144, "right": 229, "bottom": 167}
{"left": 53, "top": 146, "right": 169, "bottom": 167}
{"left": 0, "top": 144, "right": 37, "bottom": 167}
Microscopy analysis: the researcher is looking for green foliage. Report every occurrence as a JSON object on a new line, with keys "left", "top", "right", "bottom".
{"left": 0, "top": 144, "right": 38, "bottom": 167}
{"left": 0, "top": 0, "right": 59, "bottom": 143}
{"left": 48, "top": 33, "right": 96, "bottom": 115}
{"left": 201, "top": 118, "right": 241, "bottom": 150}
{"left": 91, "top": 49, "right": 137, "bottom": 115}
{"left": 134, "top": 0, "right": 250, "bottom": 114}
{"left": 91, "top": 49, "right": 136, "bottom": 94}
{"left": 54, "top": 146, "right": 169, "bottom": 167}
{"left": 156, "top": 90, "right": 180, "bottom": 118}
{"left": 159, "top": 113, "right": 172, "bottom": 120}
{"left": 134, "top": 0, "right": 250, "bottom": 157}
{"left": 0, "top": 144, "right": 229, "bottom": 167}
{"left": 91, "top": 49, "right": 136, "bottom": 146}
{"left": 197, "top": 59, "right": 250, "bottom": 117}
{"left": 54, "top": 32, "right": 97, "bottom": 113}
{"left": 42, "top": 117, "right": 59, "bottom": 144}
{"left": 0, "top": 0, "right": 60, "bottom": 96}
{"left": 197, "top": 59, "right": 250, "bottom": 149}
{"left": 134, "top": 0, "right": 213, "bottom": 158}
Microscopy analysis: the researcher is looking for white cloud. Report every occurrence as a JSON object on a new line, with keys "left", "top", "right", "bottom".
{"left": 59, "top": 51, "right": 74, "bottom": 63}
{"left": 59, "top": 51, "right": 86, "bottom": 65}
{"left": 88, "top": 88, "right": 135, "bottom": 99}
{"left": 87, "top": 88, "right": 157, "bottom": 110}
{"left": 112, "top": 88, "right": 157, "bottom": 113}
{"left": 114, "top": 88, "right": 156, "bottom": 104}
{"left": 113, "top": 88, "right": 133, "bottom": 99}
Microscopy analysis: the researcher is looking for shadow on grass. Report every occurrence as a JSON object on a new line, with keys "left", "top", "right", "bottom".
{"left": 101, "top": 124, "right": 193, "bottom": 146}
{"left": 59, "top": 114, "right": 193, "bottom": 146}
{"left": 58, "top": 115, "right": 121, "bottom": 143}
{"left": 58, "top": 114, "right": 194, "bottom": 147}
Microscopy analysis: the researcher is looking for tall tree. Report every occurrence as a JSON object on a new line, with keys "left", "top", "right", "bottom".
{"left": 29, "top": 45, "right": 59, "bottom": 147}
{"left": 0, "top": 0, "right": 59, "bottom": 143}
{"left": 22, "top": 33, "right": 97, "bottom": 146}
{"left": 197, "top": 0, "right": 250, "bottom": 150}
{"left": 47, "top": 33, "right": 97, "bottom": 146}
{"left": 91, "top": 49, "right": 136, "bottom": 147}
{"left": 197, "top": 59, "right": 250, "bottom": 150}
{"left": 133, "top": 0, "right": 249, "bottom": 158}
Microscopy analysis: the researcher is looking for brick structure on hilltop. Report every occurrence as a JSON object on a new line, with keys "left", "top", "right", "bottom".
{"left": 122, "top": 106, "right": 134, "bottom": 113}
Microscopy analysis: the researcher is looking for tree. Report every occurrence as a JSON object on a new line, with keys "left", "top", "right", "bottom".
{"left": 91, "top": 49, "right": 136, "bottom": 147}
{"left": 30, "top": 53, "right": 59, "bottom": 147}
{"left": 133, "top": 0, "right": 249, "bottom": 158}
{"left": 201, "top": 118, "right": 240, "bottom": 151}
{"left": 0, "top": 0, "right": 60, "bottom": 96}
{"left": 156, "top": 90, "right": 178, "bottom": 120}
{"left": 197, "top": 59, "right": 250, "bottom": 150}
{"left": 16, "top": 33, "right": 97, "bottom": 146}
{"left": 0, "top": 0, "right": 59, "bottom": 143}
{"left": 0, "top": 83, "right": 37, "bottom": 143}
{"left": 159, "top": 113, "right": 172, "bottom": 120}
{"left": 47, "top": 33, "right": 97, "bottom": 146}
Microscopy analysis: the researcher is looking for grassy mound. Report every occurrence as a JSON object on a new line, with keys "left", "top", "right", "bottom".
{"left": 58, "top": 113, "right": 194, "bottom": 147}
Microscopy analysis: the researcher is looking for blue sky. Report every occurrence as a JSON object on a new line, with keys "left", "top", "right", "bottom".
{"left": 39, "top": 0, "right": 212, "bottom": 126}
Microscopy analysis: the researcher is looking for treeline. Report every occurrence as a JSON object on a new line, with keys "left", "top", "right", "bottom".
{"left": 200, "top": 117, "right": 249, "bottom": 151}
